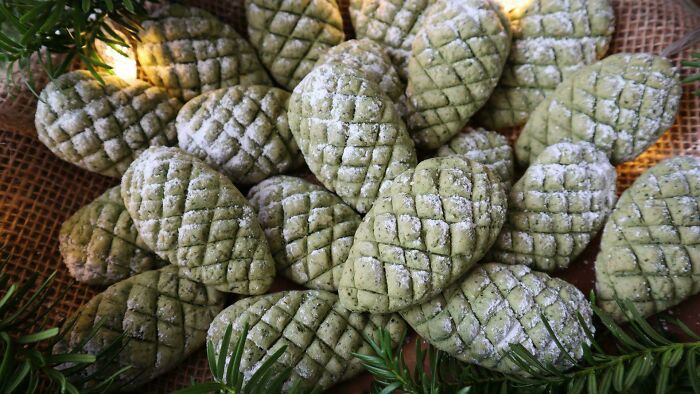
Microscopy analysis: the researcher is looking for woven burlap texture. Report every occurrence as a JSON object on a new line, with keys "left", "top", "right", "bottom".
{"left": 0, "top": 0, "right": 699, "bottom": 392}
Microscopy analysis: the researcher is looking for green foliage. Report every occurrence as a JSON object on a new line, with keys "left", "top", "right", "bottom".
{"left": 683, "top": 52, "right": 700, "bottom": 96}
{"left": 175, "top": 323, "right": 313, "bottom": 394}
{"left": 356, "top": 296, "right": 700, "bottom": 394}
{"left": 0, "top": 255, "right": 128, "bottom": 393}
{"left": 0, "top": 0, "right": 148, "bottom": 87}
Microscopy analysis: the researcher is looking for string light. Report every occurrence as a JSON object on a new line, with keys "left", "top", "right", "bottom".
{"left": 95, "top": 34, "right": 137, "bottom": 83}
{"left": 494, "top": 0, "right": 534, "bottom": 19}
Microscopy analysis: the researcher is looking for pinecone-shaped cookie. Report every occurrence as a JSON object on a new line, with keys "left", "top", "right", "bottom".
{"left": 596, "top": 157, "right": 700, "bottom": 321}
{"left": 489, "top": 142, "right": 617, "bottom": 271}
{"left": 475, "top": 0, "right": 615, "bottom": 129}
{"left": 316, "top": 38, "right": 404, "bottom": 103}
{"left": 436, "top": 127, "right": 515, "bottom": 190}
{"left": 248, "top": 176, "right": 362, "bottom": 291}
{"left": 400, "top": 263, "right": 594, "bottom": 375}
{"left": 137, "top": 5, "right": 271, "bottom": 101}
{"left": 35, "top": 70, "right": 181, "bottom": 178}
{"left": 288, "top": 63, "right": 417, "bottom": 214}
{"left": 349, "top": 0, "right": 434, "bottom": 78}
{"left": 208, "top": 290, "right": 406, "bottom": 392}
{"left": 121, "top": 146, "right": 276, "bottom": 294}
{"left": 54, "top": 265, "right": 225, "bottom": 390}
{"left": 339, "top": 156, "right": 507, "bottom": 313}
{"left": 406, "top": 0, "right": 511, "bottom": 149}
{"left": 60, "top": 185, "right": 167, "bottom": 286}
{"left": 516, "top": 53, "right": 682, "bottom": 166}
{"left": 246, "top": 0, "right": 345, "bottom": 90}
{"left": 176, "top": 85, "right": 302, "bottom": 185}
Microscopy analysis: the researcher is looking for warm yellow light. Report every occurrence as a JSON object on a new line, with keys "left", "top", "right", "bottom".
{"left": 494, "top": 0, "right": 534, "bottom": 19}
{"left": 96, "top": 40, "right": 137, "bottom": 83}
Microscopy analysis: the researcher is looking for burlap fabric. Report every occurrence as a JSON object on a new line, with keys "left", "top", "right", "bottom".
{"left": 0, "top": 1, "right": 699, "bottom": 392}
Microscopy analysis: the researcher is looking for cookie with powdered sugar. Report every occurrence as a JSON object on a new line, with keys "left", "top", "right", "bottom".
{"left": 400, "top": 263, "right": 594, "bottom": 375}
{"left": 208, "top": 290, "right": 406, "bottom": 391}
{"left": 137, "top": 4, "right": 271, "bottom": 101}
{"left": 247, "top": 176, "right": 362, "bottom": 291}
{"left": 339, "top": 156, "right": 507, "bottom": 313}
{"left": 288, "top": 63, "right": 417, "bottom": 214}
{"left": 475, "top": 0, "right": 615, "bottom": 129}
{"left": 436, "top": 127, "right": 515, "bottom": 190}
{"left": 349, "top": 0, "right": 435, "bottom": 79}
{"left": 316, "top": 38, "right": 404, "bottom": 103}
{"left": 515, "top": 53, "right": 681, "bottom": 166}
{"left": 488, "top": 141, "right": 617, "bottom": 271}
{"left": 176, "top": 85, "right": 303, "bottom": 185}
{"left": 405, "top": 0, "right": 511, "bottom": 150}
{"left": 596, "top": 157, "right": 700, "bottom": 322}
{"left": 246, "top": 0, "right": 344, "bottom": 90}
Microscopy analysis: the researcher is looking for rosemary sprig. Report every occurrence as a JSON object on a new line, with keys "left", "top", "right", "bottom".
{"left": 0, "top": 1, "right": 149, "bottom": 87}
{"left": 356, "top": 297, "right": 700, "bottom": 394}
{"left": 175, "top": 322, "right": 311, "bottom": 394}
{"left": 683, "top": 52, "right": 700, "bottom": 96}
{"left": 0, "top": 254, "right": 127, "bottom": 393}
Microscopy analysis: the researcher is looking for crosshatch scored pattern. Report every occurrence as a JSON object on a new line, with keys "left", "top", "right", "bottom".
{"left": 0, "top": 0, "right": 699, "bottom": 392}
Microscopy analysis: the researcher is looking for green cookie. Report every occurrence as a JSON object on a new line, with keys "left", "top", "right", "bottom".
{"left": 406, "top": 0, "right": 512, "bottom": 149}
{"left": 595, "top": 156, "right": 700, "bottom": 322}
{"left": 349, "top": 0, "right": 435, "bottom": 79}
{"left": 516, "top": 53, "right": 682, "bottom": 166}
{"left": 475, "top": 0, "right": 615, "bottom": 129}
{"left": 60, "top": 185, "right": 167, "bottom": 286}
{"left": 248, "top": 176, "right": 362, "bottom": 291}
{"left": 288, "top": 63, "right": 417, "bottom": 214}
{"left": 436, "top": 127, "right": 515, "bottom": 190}
{"left": 246, "top": 0, "right": 345, "bottom": 90}
{"left": 489, "top": 142, "right": 617, "bottom": 271}
{"left": 316, "top": 38, "right": 404, "bottom": 103}
{"left": 121, "top": 146, "right": 276, "bottom": 294}
{"left": 400, "top": 263, "right": 593, "bottom": 375}
{"left": 176, "top": 85, "right": 302, "bottom": 185}
{"left": 35, "top": 70, "right": 181, "bottom": 178}
{"left": 339, "top": 156, "right": 507, "bottom": 313}
{"left": 208, "top": 290, "right": 406, "bottom": 392}
{"left": 54, "top": 265, "right": 225, "bottom": 390}
{"left": 137, "top": 5, "right": 271, "bottom": 101}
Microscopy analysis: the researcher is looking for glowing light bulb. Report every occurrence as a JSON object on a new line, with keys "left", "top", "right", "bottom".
{"left": 495, "top": 0, "right": 534, "bottom": 19}
{"left": 95, "top": 39, "right": 137, "bottom": 83}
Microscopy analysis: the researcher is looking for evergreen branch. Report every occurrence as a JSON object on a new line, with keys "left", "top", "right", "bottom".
{"left": 0, "top": 0, "right": 149, "bottom": 88}
{"left": 356, "top": 297, "right": 700, "bottom": 394}
{"left": 683, "top": 52, "right": 700, "bottom": 96}
{"left": 0, "top": 251, "right": 126, "bottom": 393}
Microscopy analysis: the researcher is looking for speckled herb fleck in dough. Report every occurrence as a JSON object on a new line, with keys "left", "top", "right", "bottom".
{"left": 137, "top": 5, "right": 271, "bottom": 101}
{"left": 489, "top": 142, "right": 617, "bottom": 271}
{"left": 121, "top": 146, "right": 276, "bottom": 294}
{"left": 405, "top": 0, "right": 512, "bottom": 150}
{"left": 349, "top": 0, "right": 435, "bottom": 79}
{"left": 54, "top": 265, "right": 225, "bottom": 390}
{"left": 246, "top": 0, "right": 345, "bottom": 90}
{"left": 176, "top": 85, "right": 302, "bottom": 185}
{"left": 35, "top": 70, "right": 181, "bottom": 178}
{"left": 288, "top": 63, "right": 417, "bottom": 214}
{"left": 248, "top": 176, "right": 362, "bottom": 291}
{"left": 475, "top": 0, "right": 615, "bottom": 129}
{"left": 316, "top": 38, "right": 404, "bottom": 103}
{"left": 400, "top": 263, "right": 594, "bottom": 375}
{"left": 60, "top": 185, "right": 167, "bottom": 286}
{"left": 595, "top": 156, "right": 700, "bottom": 322}
{"left": 208, "top": 290, "right": 406, "bottom": 392}
{"left": 436, "top": 127, "right": 515, "bottom": 190}
{"left": 515, "top": 53, "right": 682, "bottom": 166}
{"left": 339, "top": 156, "right": 507, "bottom": 313}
